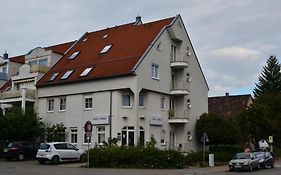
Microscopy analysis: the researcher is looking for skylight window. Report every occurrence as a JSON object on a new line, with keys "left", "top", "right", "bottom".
{"left": 49, "top": 72, "right": 59, "bottom": 81}
{"left": 100, "top": 45, "right": 112, "bottom": 54}
{"left": 102, "top": 34, "right": 108, "bottom": 39}
{"left": 68, "top": 51, "right": 80, "bottom": 60}
{"left": 80, "top": 67, "right": 93, "bottom": 77}
{"left": 61, "top": 70, "right": 73, "bottom": 80}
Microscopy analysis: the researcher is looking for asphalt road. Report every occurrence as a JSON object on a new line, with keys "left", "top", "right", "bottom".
{"left": 0, "top": 160, "right": 280, "bottom": 175}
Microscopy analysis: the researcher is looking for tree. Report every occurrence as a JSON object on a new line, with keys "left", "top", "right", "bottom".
{"left": 46, "top": 123, "right": 66, "bottom": 142}
{"left": 196, "top": 113, "right": 240, "bottom": 145}
{"left": 2, "top": 107, "right": 44, "bottom": 142}
{"left": 253, "top": 55, "right": 281, "bottom": 98}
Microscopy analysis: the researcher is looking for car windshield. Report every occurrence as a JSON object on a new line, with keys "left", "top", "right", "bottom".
{"left": 39, "top": 143, "right": 50, "bottom": 149}
{"left": 253, "top": 152, "right": 265, "bottom": 158}
{"left": 234, "top": 153, "right": 251, "bottom": 159}
{"left": 7, "top": 143, "right": 20, "bottom": 148}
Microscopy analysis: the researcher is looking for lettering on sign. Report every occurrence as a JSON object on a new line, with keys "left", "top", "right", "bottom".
{"left": 92, "top": 115, "right": 109, "bottom": 125}
{"left": 149, "top": 116, "right": 163, "bottom": 126}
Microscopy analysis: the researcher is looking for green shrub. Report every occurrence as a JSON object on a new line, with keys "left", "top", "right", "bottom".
{"left": 88, "top": 146, "right": 185, "bottom": 169}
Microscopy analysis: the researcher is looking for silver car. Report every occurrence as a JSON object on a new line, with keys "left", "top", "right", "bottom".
{"left": 36, "top": 142, "right": 84, "bottom": 164}
{"left": 229, "top": 152, "right": 260, "bottom": 172}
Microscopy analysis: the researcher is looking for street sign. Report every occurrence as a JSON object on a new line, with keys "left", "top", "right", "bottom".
{"left": 269, "top": 136, "right": 273, "bottom": 143}
{"left": 201, "top": 132, "right": 209, "bottom": 143}
{"left": 84, "top": 121, "right": 93, "bottom": 132}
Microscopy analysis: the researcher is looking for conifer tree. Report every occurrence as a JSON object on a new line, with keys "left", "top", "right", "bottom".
{"left": 253, "top": 55, "right": 281, "bottom": 98}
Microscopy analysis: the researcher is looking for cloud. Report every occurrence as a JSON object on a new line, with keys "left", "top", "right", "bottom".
{"left": 211, "top": 46, "right": 260, "bottom": 61}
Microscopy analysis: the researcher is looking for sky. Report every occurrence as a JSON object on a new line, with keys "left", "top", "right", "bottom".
{"left": 0, "top": 0, "right": 280, "bottom": 96}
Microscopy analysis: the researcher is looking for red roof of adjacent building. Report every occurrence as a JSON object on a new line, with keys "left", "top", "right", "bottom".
{"left": 36, "top": 16, "right": 174, "bottom": 86}
{"left": 9, "top": 55, "right": 25, "bottom": 64}
{"left": 208, "top": 93, "right": 253, "bottom": 117}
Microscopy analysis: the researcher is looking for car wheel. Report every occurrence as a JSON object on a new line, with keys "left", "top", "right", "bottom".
{"left": 229, "top": 168, "right": 233, "bottom": 172}
{"left": 38, "top": 160, "right": 45, "bottom": 164}
{"left": 257, "top": 163, "right": 260, "bottom": 170}
{"left": 17, "top": 153, "right": 24, "bottom": 161}
{"left": 271, "top": 163, "right": 274, "bottom": 168}
{"left": 51, "top": 156, "right": 60, "bottom": 165}
{"left": 249, "top": 164, "right": 253, "bottom": 172}
{"left": 264, "top": 163, "right": 267, "bottom": 169}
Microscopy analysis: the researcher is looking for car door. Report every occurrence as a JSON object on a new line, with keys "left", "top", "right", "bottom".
{"left": 53, "top": 143, "right": 68, "bottom": 160}
{"left": 66, "top": 143, "right": 80, "bottom": 160}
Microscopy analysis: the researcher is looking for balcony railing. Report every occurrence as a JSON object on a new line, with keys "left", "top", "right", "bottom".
{"left": 170, "top": 81, "right": 189, "bottom": 95}
{"left": 168, "top": 109, "right": 189, "bottom": 124}
{"left": 30, "top": 64, "right": 49, "bottom": 73}
{"left": 0, "top": 72, "right": 8, "bottom": 81}
{"left": 170, "top": 53, "right": 189, "bottom": 69}
{"left": 0, "top": 89, "right": 35, "bottom": 100}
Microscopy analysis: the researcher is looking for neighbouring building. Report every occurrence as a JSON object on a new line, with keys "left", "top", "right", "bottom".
{"left": 208, "top": 93, "right": 253, "bottom": 117}
{"left": 36, "top": 15, "right": 208, "bottom": 151}
{"left": 0, "top": 41, "right": 74, "bottom": 111}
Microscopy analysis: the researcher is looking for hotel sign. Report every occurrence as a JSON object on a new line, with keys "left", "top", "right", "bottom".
{"left": 92, "top": 115, "right": 109, "bottom": 125}
{"left": 149, "top": 116, "right": 163, "bottom": 126}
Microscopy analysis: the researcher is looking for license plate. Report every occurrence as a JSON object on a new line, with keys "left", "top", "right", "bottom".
{"left": 3, "top": 149, "right": 7, "bottom": 152}
{"left": 235, "top": 165, "right": 241, "bottom": 168}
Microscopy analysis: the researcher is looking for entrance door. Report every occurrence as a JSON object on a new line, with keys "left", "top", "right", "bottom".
{"left": 122, "top": 130, "right": 127, "bottom": 146}
{"left": 128, "top": 131, "right": 134, "bottom": 146}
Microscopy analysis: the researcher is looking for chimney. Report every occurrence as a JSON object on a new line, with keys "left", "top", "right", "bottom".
{"left": 135, "top": 16, "right": 142, "bottom": 25}
{"left": 3, "top": 51, "right": 8, "bottom": 60}
{"left": 225, "top": 93, "right": 229, "bottom": 96}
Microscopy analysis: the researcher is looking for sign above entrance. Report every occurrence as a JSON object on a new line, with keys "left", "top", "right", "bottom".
{"left": 92, "top": 115, "right": 109, "bottom": 125}
{"left": 149, "top": 116, "right": 163, "bottom": 126}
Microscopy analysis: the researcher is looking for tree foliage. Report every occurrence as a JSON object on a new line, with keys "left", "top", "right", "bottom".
{"left": 0, "top": 107, "right": 44, "bottom": 142}
{"left": 253, "top": 55, "right": 281, "bottom": 98}
{"left": 195, "top": 113, "right": 240, "bottom": 145}
{"left": 46, "top": 123, "right": 66, "bottom": 142}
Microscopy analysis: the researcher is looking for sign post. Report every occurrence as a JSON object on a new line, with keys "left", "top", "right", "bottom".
{"left": 84, "top": 121, "right": 92, "bottom": 168}
{"left": 201, "top": 132, "right": 209, "bottom": 165}
{"left": 269, "top": 136, "right": 273, "bottom": 152}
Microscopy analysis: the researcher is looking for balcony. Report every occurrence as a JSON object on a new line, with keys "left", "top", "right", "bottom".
{"left": 0, "top": 89, "right": 36, "bottom": 101}
{"left": 168, "top": 109, "right": 189, "bottom": 124}
{"left": 170, "top": 82, "right": 189, "bottom": 95}
{"left": 170, "top": 53, "right": 189, "bottom": 69}
{"left": 30, "top": 64, "right": 49, "bottom": 73}
{"left": 0, "top": 72, "right": 8, "bottom": 81}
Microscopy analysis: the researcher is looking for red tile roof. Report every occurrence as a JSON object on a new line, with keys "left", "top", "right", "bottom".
{"left": 37, "top": 17, "right": 174, "bottom": 86}
{"left": 208, "top": 94, "right": 253, "bottom": 117}
{"left": 9, "top": 55, "right": 25, "bottom": 64}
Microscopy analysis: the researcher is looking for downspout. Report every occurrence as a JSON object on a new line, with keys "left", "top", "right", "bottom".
{"left": 109, "top": 90, "right": 112, "bottom": 141}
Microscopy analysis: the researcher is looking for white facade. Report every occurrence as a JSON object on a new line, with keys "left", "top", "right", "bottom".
{"left": 37, "top": 15, "right": 208, "bottom": 151}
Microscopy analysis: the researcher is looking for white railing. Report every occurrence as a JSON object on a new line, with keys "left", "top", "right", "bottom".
{"left": 170, "top": 53, "right": 189, "bottom": 63}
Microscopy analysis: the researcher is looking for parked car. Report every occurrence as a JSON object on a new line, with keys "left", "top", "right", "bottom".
{"left": 36, "top": 142, "right": 84, "bottom": 164}
{"left": 253, "top": 151, "right": 274, "bottom": 168}
{"left": 229, "top": 152, "right": 260, "bottom": 172}
{"left": 3, "top": 141, "right": 39, "bottom": 161}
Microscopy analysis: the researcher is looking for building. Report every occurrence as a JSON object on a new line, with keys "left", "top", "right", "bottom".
{"left": 1, "top": 15, "right": 208, "bottom": 151}
{"left": 208, "top": 93, "right": 253, "bottom": 117}
{"left": 0, "top": 41, "right": 74, "bottom": 111}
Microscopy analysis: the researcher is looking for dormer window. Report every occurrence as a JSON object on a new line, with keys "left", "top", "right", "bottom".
{"left": 100, "top": 45, "right": 112, "bottom": 54}
{"left": 80, "top": 67, "right": 93, "bottom": 77}
{"left": 61, "top": 70, "right": 73, "bottom": 80}
{"left": 49, "top": 72, "right": 59, "bottom": 81}
{"left": 68, "top": 51, "right": 80, "bottom": 60}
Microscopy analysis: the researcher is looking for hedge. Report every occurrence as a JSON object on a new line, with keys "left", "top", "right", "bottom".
{"left": 85, "top": 146, "right": 185, "bottom": 169}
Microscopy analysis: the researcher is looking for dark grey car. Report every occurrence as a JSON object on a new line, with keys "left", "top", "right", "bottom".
{"left": 253, "top": 151, "right": 274, "bottom": 168}
{"left": 229, "top": 152, "right": 260, "bottom": 172}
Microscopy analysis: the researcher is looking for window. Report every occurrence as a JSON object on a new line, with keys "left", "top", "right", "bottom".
{"left": 47, "top": 99, "right": 54, "bottom": 112}
{"left": 84, "top": 132, "right": 92, "bottom": 144}
{"left": 156, "top": 42, "right": 161, "bottom": 51}
{"left": 100, "top": 45, "right": 112, "bottom": 54}
{"left": 49, "top": 72, "right": 59, "bottom": 81}
{"left": 139, "top": 94, "right": 145, "bottom": 108}
{"left": 122, "top": 95, "right": 131, "bottom": 107}
{"left": 61, "top": 70, "right": 73, "bottom": 80}
{"left": 84, "top": 96, "right": 93, "bottom": 109}
{"left": 80, "top": 67, "right": 93, "bottom": 77}
{"left": 160, "top": 96, "right": 165, "bottom": 110}
{"left": 28, "top": 60, "right": 37, "bottom": 65}
{"left": 152, "top": 64, "right": 159, "bottom": 79}
{"left": 39, "top": 59, "right": 48, "bottom": 65}
{"left": 2, "top": 67, "right": 7, "bottom": 73}
{"left": 161, "top": 130, "right": 166, "bottom": 145}
{"left": 97, "top": 126, "right": 105, "bottom": 145}
{"left": 68, "top": 51, "right": 80, "bottom": 60}
{"left": 102, "top": 34, "right": 108, "bottom": 39}
{"left": 70, "top": 128, "right": 78, "bottom": 144}
{"left": 59, "top": 97, "right": 66, "bottom": 111}
{"left": 171, "top": 45, "right": 176, "bottom": 61}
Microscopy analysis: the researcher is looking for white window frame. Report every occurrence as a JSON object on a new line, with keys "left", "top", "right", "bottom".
{"left": 97, "top": 126, "right": 105, "bottom": 146}
{"left": 59, "top": 97, "right": 66, "bottom": 111}
{"left": 152, "top": 64, "right": 159, "bottom": 79}
{"left": 161, "top": 130, "right": 166, "bottom": 145}
{"left": 83, "top": 132, "right": 92, "bottom": 144}
{"left": 122, "top": 94, "right": 131, "bottom": 108}
{"left": 49, "top": 72, "right": 59, "bottom": 81}
{"left": 68, "top": 51, "right": 80, "bottom": 60}
{"left": 171, "top": 45, "right": 177, "bottom": 62}
{"left": 100, "top": 45, "right": 112, "bottom": 54}
{"left": 160, "top": 96, "right": 165, "bottom": 110}
{"left": 47, "top": 99, "right": 54, "bottom": 112}
{"left": 139, "top": 94, "right": 145, "bottom": 108}
{"left": 80, "top": 67, "right": 93, "bottom": 77}
{"left": 70, "top": 128, "right": 78, "bottom": 144}
{"left": 61, "top": 70, "right": 73, "bottom": 80}
{"left": 84, "top": 96, "right": 93, "bottom": 110}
